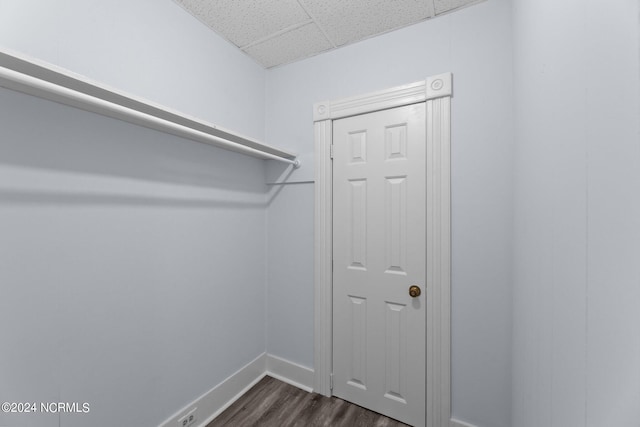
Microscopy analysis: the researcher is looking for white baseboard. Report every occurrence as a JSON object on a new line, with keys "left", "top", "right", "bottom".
{"left": 451, "top": 418, "right": 479, "bottom": 427}
{"left": 158, "top": 353, "right": 315, "bottom": 427}
{"left": 160, "top": 354, "right": 474, "bottom": 427}
{"left": 265, "top": 354, "right": 314, "bottom": 393}
{"left": 159, "top": 353, "right": 267, "bottom": 427}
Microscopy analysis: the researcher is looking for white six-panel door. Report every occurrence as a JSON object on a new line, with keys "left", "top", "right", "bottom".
{"left": 332, "top": 103, "right": 427, "bottom": 427}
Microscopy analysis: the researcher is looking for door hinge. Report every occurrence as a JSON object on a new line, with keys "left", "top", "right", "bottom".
{"left": 330, "top": 144, "right": 334, "bottom": 159}
{"left": 330, "top": 373, "right": 334, "bottom": 391}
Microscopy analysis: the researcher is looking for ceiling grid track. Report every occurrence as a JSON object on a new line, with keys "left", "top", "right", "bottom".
{"left": 296, "top": 1, "right": 337, "bottom": 48}
{"left": 174, "top": 0, "right": 486, "bottom": 68}
{"left": 240, "top": 19, "right": 315, "bottom": 51}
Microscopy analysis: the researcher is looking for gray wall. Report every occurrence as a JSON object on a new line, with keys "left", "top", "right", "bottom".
{"left": 512, "top": 0, "right": 640, "bottom": 426}
{"left": 264, "top": 1, "right": 514, "bottom": 426}
{"left": 0, "top": 1, "right": 269, "bottom": 426}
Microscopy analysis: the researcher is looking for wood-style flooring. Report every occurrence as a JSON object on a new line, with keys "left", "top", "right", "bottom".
{"left": 207, "top": 376, "right": 410, "bottom": 427}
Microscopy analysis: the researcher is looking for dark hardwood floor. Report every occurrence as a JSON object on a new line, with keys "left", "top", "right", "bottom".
{"left": 207, "top": 376, "right": 410, "bottom": 427}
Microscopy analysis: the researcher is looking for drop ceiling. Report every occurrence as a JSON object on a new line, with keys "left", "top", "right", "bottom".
{"left": 174, "top": 0, "right": 485, "bottom": 68}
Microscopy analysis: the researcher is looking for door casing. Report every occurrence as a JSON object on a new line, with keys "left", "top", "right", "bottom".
{"left": 313, "top": 74, "right": 453, "bottom": 427}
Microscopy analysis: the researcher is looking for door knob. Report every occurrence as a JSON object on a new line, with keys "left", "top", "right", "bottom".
{"left": 409, "top": 285, "right": 421, "bottom": 298}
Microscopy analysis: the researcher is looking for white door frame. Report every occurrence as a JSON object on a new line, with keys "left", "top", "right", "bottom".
{"left": 313, "top": 74, "right": 453, "bottom": 427}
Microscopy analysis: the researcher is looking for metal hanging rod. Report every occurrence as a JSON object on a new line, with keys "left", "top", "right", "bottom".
{"left": 0, "top": 49, "right": 300, "bottom": 168}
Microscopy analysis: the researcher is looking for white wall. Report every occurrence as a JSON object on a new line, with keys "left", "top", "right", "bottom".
{"left": 0, "top": 1, "right": 269, "bottom": 427}
{"left": 512, "top": 0, "right": 640, "bottom": 426}
{"left": 264, "top": 1, "right": 514, "bottom": 426}
{"left": 8, "top": 1, "right": 635, "bottom": 426}
{"left": 0, "top": 0, "right": 265, "bottom": 139}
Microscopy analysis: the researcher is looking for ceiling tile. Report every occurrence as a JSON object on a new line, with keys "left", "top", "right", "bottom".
{"left": 175, "top": 0, "right": 311, "bottom": 48}
{"left": 299, "top": 0, "right": 432, "bottom": 46}
{"left": 244, "top": 22, "right": 332, "bottom": 68}
{"left": 434, "top": 0, "right": 480, "bottom": 15}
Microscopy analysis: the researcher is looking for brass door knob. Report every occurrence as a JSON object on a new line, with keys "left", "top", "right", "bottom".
{"left": 409, "top": 285, "right": 421, "bottom": 298}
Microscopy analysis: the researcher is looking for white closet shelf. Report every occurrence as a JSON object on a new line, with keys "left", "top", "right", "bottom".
{"left": 0, "top": 48, "right": 300, "bottom": 167}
